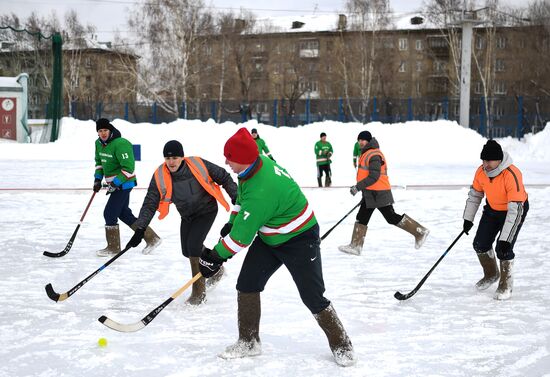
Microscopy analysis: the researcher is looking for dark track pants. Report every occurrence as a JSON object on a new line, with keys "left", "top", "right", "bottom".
{"left": 473, "top": 201, "right": 529, "bottom": 260}
{"left": 356, "top": 201, "right": 403, "bottom": 226}
{"left": 180, "top": 210, "right": 218, "bottom": 258}
{"left": 236, "top": 224, "right": 330, "bottom": 314}
{"left": 104, "top": 188, "right": 137, "bottom": 226}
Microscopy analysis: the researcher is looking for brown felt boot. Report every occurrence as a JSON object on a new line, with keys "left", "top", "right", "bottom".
{"left": 186, "top": 257, "right": 206, "bottom": 305}
{"left": 338, "top": 222, "right": 367, "bottom": 255}
{"left": 494, "top": 259, "right": 514, "bottom": 300}
{"left": 396, "top": 214, "right": 430, "bottom": 249}
{"left": 315, "top": 304, "right": 356, "bottom": 367}
{"left": 96, "top": 225, "right": 121, "bottom": 257}
{"left": 219, "top": 292, "right": 262, "bottom": 359}
{"left": 475, "top": 249, "right": 500, "bottom": 291}
{"left": 130, "top": 222, "right": 161, "bottom": 254}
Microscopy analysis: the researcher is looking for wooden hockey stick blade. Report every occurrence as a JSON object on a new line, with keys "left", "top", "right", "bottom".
{"left": 45, "top": 283, "right": 68, "bottom": 302}
{"left": 98, "top": 273, "right": 202, "bottom": 332}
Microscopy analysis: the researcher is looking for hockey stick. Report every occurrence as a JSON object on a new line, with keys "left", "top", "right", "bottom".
{"left": 43, "top": 191, "right": 97, "bottom": 258}
{"left": 98, "top": 273, "right": 202, "bottom": 332}
{"left": 321, "top": 201, "right": 361, "bottom": 241}
{"left": 45, "top": 245, "right": 132, "bottom": 302}
{"left": 394, "top": 231, "right": 465, "bottom": 301}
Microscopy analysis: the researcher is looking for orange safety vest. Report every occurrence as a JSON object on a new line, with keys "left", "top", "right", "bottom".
{"left": 154, "top": 156, "right": 230, "bottom": 220}
{"left": 356, "top": 148, "right": 391, "bottom": 191}
{"left": 472, "top": 165, "right": 527, "bottom": 211}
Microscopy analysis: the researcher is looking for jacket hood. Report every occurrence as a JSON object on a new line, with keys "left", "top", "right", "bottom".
{"left": 485, "top": 151, "right": 513, "bottom": 178}
{"left": 361, "top": 137, "right": 380, "bottom": 153}
{"left": 99, "top": 126, "right": 121, "bottom": 145}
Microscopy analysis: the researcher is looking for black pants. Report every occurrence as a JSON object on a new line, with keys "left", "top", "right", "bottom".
{"left": 356, "top": 201, "right": 403, "bottom": 226}
{"left": 473, "top": 201, "right": 529, "bottom": 260}
{"left": 179, "top": 209, "right": 217, "bottom": 258}
{"left": 236, "top": 224, "right": 331, "bottom": 314}
{"left": 104, "top": 188, "right": 137, "bottom": 227}
{"left": 317, "top": 165, "right": 331, "bottom": 179}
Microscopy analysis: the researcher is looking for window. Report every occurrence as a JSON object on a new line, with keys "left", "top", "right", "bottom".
{"left": 433, "top": 61, "right": 446, "bottom": 72}
{"left": 494, "top": 81, "right": 506, "bottom": 95}
{"left": 475, "top": 37, "right": 484, "bottom": 50}
{"left": 415, "top": 39, "right": 423, "bottom": 50}
{"left": 495, "top": 59, "right": 505, "bottom": 72}
{"left": 398, "top": 61, "right": 407, "bottom": 73}
{"left": 85, "top": 76, "right": 92, "bottom": 88}
{"left": 299, "top": 39, "right": 319, "bottom": 58}
{"left": 204, "top": 45, "right": 212, "bottom": 56}
{"left": 496, "top": 36, "right": 506, "bottom": 49}
{"left": 398, "top": 82, "right": 406, "bottom": 95}
{"left": 415, "top": 61, "right": 423, "bottom": 72}
{"left": 415, "top": 81, "right": 421, "bottom": 95}
{"left": 85, "top": 57, "right": 92, "bottom": 67}
{"left": 398, "top": 38, "right": 408, "bottom": 51}
{"left": 326, "top": 63, "right": 332, "bottom": 73}
{"left": 475, "top": 81, "right": 483, "bottom": 94}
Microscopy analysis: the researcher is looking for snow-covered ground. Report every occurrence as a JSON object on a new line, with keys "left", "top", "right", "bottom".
{"left": 1, "top": 118, "right": 549, "bottom": 377}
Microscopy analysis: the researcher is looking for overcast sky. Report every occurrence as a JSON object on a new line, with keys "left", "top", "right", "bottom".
{"left": 2, "top": 0, "right": 528, "bottom": 40}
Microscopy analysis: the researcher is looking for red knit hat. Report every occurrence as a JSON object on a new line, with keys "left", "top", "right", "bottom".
{"left": 224, "top": 127, "right": 259, "bottom": 164}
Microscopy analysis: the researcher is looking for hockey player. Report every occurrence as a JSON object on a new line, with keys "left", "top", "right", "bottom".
{"left": 198, "top": 128, "right": 355, "bottom": 367}
{"left": 339, "top": 130, "right": 429, "bottom": 255}
{"left": 250, "top": 128, "right": 275, "bottom": 161}
{"left": 127, "top": 140, "right": 237, "bottom": 305}
{"left": 93, "top": 118, "right": 160, "bottom": 257}
{"left": 462, "top": 139, "right": 528, "bottom": 300}
{"left": 353, "top": 141, "right": 361, "bottom": 169}
{"left": 314, "top": 132, "right": 333, "bottom": 187}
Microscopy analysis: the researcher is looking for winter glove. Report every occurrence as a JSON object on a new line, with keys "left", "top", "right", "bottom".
{"left": 93, "top": 178, "right": 102, "bottom": 193}
{"left": 495, "top": 240, "right": 512, "bottom": 258}
{"left": 126, "top": 227, "right": 145, "bottom": 249}
{"left": 220, "top": 223, "right": 233, "bottom": 238}
{"left": 106, "top": 181, "right": 120, "bottom": 195}
{"left": 350, "top": 185, "right": 359, "bottom": 196}
{"left": 199, "top": 247, "right": 225, "bottom": 278}
{"left": 463, "top": 220, "right": 474, "bottom": 235}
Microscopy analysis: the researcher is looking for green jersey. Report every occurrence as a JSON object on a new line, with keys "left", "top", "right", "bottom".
{"left": 94, "top": 130, "right": 136, "bottom": 189}
{"left": 353, "top": 142, "right": 361, "bottom": 167}
{"left": 214, "top": 156, "right": 317, "bottom": 259}
{"left": 315, "top": 140, "right": 333, "bottom": 166}
{"left": 254, "top": 137, "right": 272, "bottom": 157}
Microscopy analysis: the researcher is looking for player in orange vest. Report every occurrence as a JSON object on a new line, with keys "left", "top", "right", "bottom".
{"left": 339, "top": 131, "right": 429, "bottom": 255}
{"left": 127, "top": 140, "right": 237, "bottom": 305}
{"left": 462, "top": 139, "right": 528, "bottom": 300}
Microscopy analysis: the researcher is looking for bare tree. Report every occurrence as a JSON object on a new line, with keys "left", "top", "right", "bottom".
{"left": 128, "top": 0, "right": 214, "bottom": 116}
{"left": 342, "top": 0, "right": 392, "bottom": 121}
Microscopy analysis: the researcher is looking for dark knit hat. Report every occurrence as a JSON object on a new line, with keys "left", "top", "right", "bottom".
{"left": 96, "top": 118, "right": 114, "bottom": 132}
{"left": 357, "top": 130, "right": 372, "bottom": 142}
{"left": 163, "top": 140, "right": 184, "bottom": 157}
{"left": 320, "top": 132, "right": 327, "bottom": 138}
{"left": 251, "top": 128, "right": 258, "bottom": 134}
{"left": 224, "top": 127, "right": 259, "bottom": 164}
{"left": 480, "top": 139, "right": 503, "bottom": 161}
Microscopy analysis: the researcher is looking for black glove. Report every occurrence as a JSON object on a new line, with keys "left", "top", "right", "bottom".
{"left": 127, "top": 227, "right": 145, "bottom": 248}
{"left": 93, "top": 178, "right": 102, "bottom": 192}
{"left": 106, "top": 181, "right": 120, "bottom": 195}
{"left": 220, "top": 223, "right": 233, "bottom": 238}
{"left": 199, "top": 247, "right": 225, "bottom": 278}
{"left": 495, "top": 240, "right": 512, "bottom": 257}
{"left": 269, "top": 155, "right": 276, "bottom": 162}
{"left": 350, "top": 185, "right": 359, "bottom": 196}
{"left": 463, "top": 220, "right": 474, "bottom": 235}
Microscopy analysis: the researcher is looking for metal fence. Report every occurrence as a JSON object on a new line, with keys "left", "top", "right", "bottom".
{"left": 42, "top": 96, "right": 549, "bottom": 139}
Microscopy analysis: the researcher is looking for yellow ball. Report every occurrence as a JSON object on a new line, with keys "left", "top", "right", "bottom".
{"left": 98, "top": 337, "right": 108, "bottom": 347}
